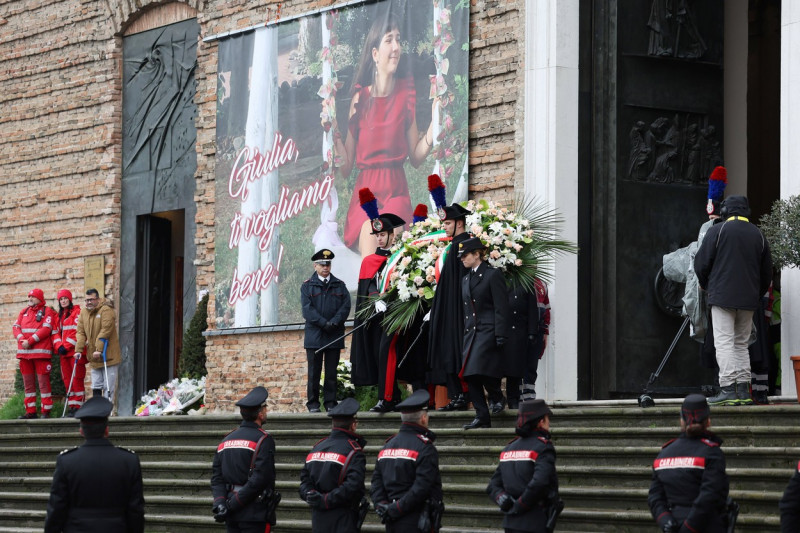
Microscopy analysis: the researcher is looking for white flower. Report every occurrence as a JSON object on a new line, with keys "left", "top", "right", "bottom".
{"left": 414, "top": 276, "right": 424, "bottom": 286}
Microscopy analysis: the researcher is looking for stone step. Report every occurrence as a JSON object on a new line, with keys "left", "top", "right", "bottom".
{"left": 2, "top": 401, "right": 796, "bottom": 436}
{"left": 5, "top": 422, "right": 798, "bottom": 451}
{"left": 2, "top": 457, "right": 796, "bottom": 497}
{"left": 1, "top": 402, "right": 795, "bottom": 532}
{"left": 0, "top": 503, "right": 780, "bottom": 533}
{"left": 3, "top": 440, "right": 798, "bottom": 472}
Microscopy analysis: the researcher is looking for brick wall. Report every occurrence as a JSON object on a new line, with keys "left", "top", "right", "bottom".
{"left": 0, "top": 0, "right": 525, "bottom": 411}
{"left": 0, "top": 0, "right": 119, "bottom": 403}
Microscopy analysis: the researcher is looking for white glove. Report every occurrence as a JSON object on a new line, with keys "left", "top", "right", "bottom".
{"left": 422, "top": 311, "right": 431, "bottom": 322}
{"left": 375, "top": 300, "right": 387, "bottom": 313}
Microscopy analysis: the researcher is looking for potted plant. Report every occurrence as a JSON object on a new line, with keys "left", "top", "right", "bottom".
{"left": 759, "top": 195, "right": 800, "bottom": 401}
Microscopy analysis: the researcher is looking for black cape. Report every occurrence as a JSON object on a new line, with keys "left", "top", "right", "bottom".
{"left": 351, "top": 249, "right": 390, "bottom": 386}
{"left": 427, "top": 231, "right": 471, "bottom": 383}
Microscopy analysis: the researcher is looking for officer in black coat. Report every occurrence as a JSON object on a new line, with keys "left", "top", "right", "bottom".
{"left": 44, "top": 396, "right": 144, "bottom": 533}
{"left": 648, "top": 394, "right": 729, "bottom": 533}
{"left": 371, "top": 390, "right": 444, "bottom": 532}
{"left": 300, "top": 398, "right": 367, "bottom": 533}
{"left": 503, "top": 286, "right": 538, "bottom": 410}
{"left": 780, "top": 461, "right": 800, "bottom": 532}
{"left": 211, "top": 387, "right": 277, "bottom": 532}
{"left": 487, "top": 399, "right": 559, "bottom": 533}
{"left": 428, "top": 203, "right": 472, "bottom": 411}
{"left": 301, "top": 249, "right": 352, "bottom": 412}
{"left": 459, "top": 237, "right": 510, "bottom": 429}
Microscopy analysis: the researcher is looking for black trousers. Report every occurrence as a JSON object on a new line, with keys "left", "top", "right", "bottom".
{"left": 465, "top": 375, "right": 503, "bottom": 422}
{"left": 306, "top": 348, "right": 340, "bottom": 410}
{"left": 445, "top": 372, "right": 467, "bottom": 399}
{"left": 506, "top": 376, "right": 521, "bottom": 405}
{"left": 377, "top": 334, "right": 401, "bottom": 403}
{"left": 226, "top": 520, "right": 269, "bottom": 533}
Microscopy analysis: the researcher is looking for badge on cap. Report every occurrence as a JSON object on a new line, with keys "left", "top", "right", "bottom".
{"left": 706, "top": 199, "right": 714, "bottom": 215}
{"left": 372, "top": 219, "right": 384, "bottom": 232}
{"left": 437, "top": 207, "right": 447, "bottom": 220}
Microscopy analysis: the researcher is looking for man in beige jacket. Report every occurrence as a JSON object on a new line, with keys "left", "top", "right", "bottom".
{"left": 74, "top": 288, "right": 121, "bottom": 405}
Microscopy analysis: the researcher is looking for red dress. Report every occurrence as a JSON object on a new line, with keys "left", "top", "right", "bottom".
{"left": 344, "top": 76, "right": 415, "bottom": 247}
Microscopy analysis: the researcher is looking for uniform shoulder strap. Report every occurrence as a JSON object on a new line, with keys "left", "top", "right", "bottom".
{"left": 337, "top": 447, "right": 361, "bottom": 486}
{"left": 249, "top": 433, "right": 270, "bottom": 476}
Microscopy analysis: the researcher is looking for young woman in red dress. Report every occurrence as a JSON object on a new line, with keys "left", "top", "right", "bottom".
{"left": 332, "top": 12, "right": 438, "bottom": 257}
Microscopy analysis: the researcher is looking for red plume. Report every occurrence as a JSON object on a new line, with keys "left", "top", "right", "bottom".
{"left": 709, "top": 166, "right": 728, "bottom": 183}
{"left": 358, "top": 188, "right": 376, "bottom": 204}
{"left": 427, "top": 174, "right": 444, "bottom": 191}
{"left": 413, "top": 204, "right": 428, "bottom": 218}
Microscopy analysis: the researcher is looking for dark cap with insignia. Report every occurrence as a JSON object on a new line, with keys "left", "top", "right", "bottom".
{"left": 395, "top": 389, "right": 430, "bottom": 413}
{"left": 74, "top": 396, "right": 112, "bottom": 421}
{"left": 311, "top": 249, "right": 335, "bottom": 265}
{"left": 516, "top": 399, "right": 552, "bottom": 429}
{"left": 327, "top": 397, "right": 360, "bottom": 419}
{"left": 370, "top": 213, "right": 406, "bottom": 235}
{"left": 457, "top": 237, "right": 487, "bottom": 257}
{"left": 235, "top": 386, "right": 269, "bottom": 408}
{"left": 438, "top": 202, "right": 470, "bottom": 221}
{"left": 681, "top": 393, "right": 710, "bottom": 424}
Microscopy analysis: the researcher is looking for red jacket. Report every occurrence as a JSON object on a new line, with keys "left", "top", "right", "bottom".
{"left": 53, "top": 305, "right": 81, "bottom": 357}
{"left": 12, "top": 303, "right": 57, "bottom": 360}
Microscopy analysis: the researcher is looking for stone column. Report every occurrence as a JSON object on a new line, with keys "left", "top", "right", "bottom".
{"left": 781, "top": 4, "right": 800, "bottom": 398}
{"left": 523, "top": 1, "right": 580, "bottom": 400}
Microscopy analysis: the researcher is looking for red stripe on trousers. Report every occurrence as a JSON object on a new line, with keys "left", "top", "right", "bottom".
{"left": 384, "top": 335, "right": 399, "bottom": 401}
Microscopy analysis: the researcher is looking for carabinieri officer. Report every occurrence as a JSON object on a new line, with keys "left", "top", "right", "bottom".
{"left": 301, "top": 249, "right": 351, "bottom": 412}
{"left": 648, "top": 394, "right": 729, "bottom": 532}
{"left": 300, "top": 397, "right": 367, "bottom": 532}
{"left": 211, "top": 386, "right": 278, "bottom": 532}
{"left": 371, "top": 390, "right": 444, "bottom": 532}
{"left": 486, "top": 399, "right": 560, "bottom": 533}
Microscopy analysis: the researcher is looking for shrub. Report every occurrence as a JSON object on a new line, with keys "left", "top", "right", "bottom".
{"left": 760, "top": 195, "right": 800, "bottom": 270}
{"left": 179, "top": 294, "right": 208, "bottom": 378}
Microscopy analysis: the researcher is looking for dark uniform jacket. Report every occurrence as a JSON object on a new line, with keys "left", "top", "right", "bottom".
{"left": 351, "top": 249, "right": 390, "bottom": 385}
{"left": 486, "top": 428, "right": 558, "bottom": 533}
{"left": 301, "top": 272, "right": 351, "bottom": 350}
{"left": 780, "top": 461, "right": 800, "bottom": 532}
{"left": 427, "top": 231, "right": 471, "bottom": 382}
{"left": 461, "top": 262, "right": 510, "bottom": 379}
{"left": 371, "top": 422, "right": 443, "bottom": 528}
{"left": 211, "top": 420, "right": 277, "bottom": 525}
{"left": 694, "top": 196, "right": 772, "bottom": 310}
{"left": 299, "top": 427, "right": 367, "bottom": 533}
{"left": 648, "top": 431, "right": 728, "bottom": 533}
{"left": 503, "top": 285, "right": 539, "bottom": 378}
{"left": 44, "top": 437, "right": 144, "bottom": 533}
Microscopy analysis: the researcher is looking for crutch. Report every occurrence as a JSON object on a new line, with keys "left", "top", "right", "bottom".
{"left": 100, "top": 338, "right": 110, "bottom": 398}
{"left": 61, "top": 353, "right": 80, "bottom": 418}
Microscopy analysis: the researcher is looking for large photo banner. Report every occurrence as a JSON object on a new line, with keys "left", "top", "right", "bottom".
{"left": 214, "top": 0, "right": 470, "bottom": 328}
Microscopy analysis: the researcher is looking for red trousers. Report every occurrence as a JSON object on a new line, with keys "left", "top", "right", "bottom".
{"left": 19, "top": 358, "right": 52, "bottom": 415}
{"left": 59, "top": 355, "right": 86, "bottom": 409}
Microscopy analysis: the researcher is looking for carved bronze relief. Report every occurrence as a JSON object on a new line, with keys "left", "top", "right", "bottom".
{"left": 122, "top": 23, "right": 198, "bottom": 205}
{"left": 625, "top": 112, "right": 721, "bottom": 185}
{"left": 647, "top": 0, "right": 707, "bottom": 59}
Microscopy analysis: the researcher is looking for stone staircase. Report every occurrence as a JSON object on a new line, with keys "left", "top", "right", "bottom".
{"left": 0, "top": 399, "right": 797, "bottom": 532}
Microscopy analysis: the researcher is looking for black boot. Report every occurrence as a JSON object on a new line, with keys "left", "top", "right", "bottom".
{"left": 369, "top": 400, "right": 396, "bottom": 413}
{"left": 463, "top": 417, "right": 491, "bottom": 430}
{"left": 437, "top": 394, "right": 468, "bottom": 411}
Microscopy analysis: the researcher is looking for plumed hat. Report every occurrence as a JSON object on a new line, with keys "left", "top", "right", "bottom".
{"left": 706, "top": 166, "right": 727, "bottom": 216}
